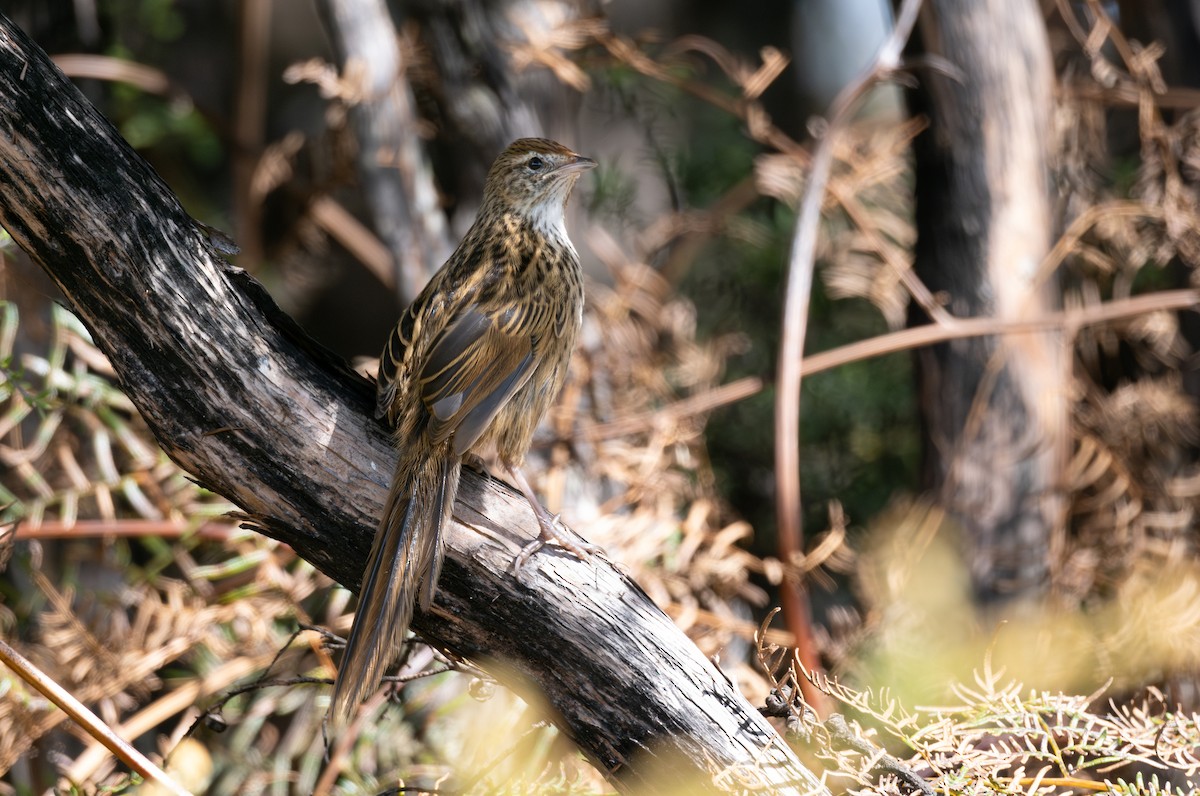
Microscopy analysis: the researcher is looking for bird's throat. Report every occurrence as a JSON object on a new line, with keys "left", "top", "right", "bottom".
{"left": 526, "top": 199, "right": 570, "bottom": 247}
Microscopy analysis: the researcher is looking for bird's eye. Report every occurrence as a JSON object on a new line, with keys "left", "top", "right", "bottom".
{"left": 527, "top": 156, "right": 545, "bottom": 172}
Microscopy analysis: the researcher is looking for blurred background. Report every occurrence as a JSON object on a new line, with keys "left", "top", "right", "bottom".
{"left": 3, "top": 0, "right": 1200, "bottom": 793}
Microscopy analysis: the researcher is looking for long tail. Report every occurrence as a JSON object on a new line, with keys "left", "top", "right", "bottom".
{"left": 329, "top": 437, "right": 461, "bottom": 728}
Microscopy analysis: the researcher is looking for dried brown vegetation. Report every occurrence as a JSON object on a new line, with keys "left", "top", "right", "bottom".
{"left": 4, "top": 0, "right": 1200, "bottom": 794}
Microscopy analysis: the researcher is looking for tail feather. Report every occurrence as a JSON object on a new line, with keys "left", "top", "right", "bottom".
{"left": 329, "top": 440, "right": 461, "bottom": 728}
{"left": 419, "top": 455, "right": 457, "bottom": 612}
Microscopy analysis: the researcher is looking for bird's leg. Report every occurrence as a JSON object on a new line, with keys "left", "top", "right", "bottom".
{"left": 507, "top": 464, "right": 599, "bottom": 571}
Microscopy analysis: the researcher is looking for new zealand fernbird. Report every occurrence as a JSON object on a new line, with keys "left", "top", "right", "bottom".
{"left": 330, "top": 138, "right": 597, "bottom": 726}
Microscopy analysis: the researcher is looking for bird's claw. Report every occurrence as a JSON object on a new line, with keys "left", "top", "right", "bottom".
{"left": 512, "top": 538, "right": 547, "bottom": 573}
{"left": 511, "top": 513, "right": 601, "bottom": 574}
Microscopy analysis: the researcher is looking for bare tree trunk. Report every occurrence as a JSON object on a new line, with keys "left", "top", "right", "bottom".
{"left": 0, "top": 13, "right": 825, "bottom": 794}
{"left": 905, "top": 0, "right": 1066, "bottom": 603}
{"left": 403, "top": 0, "right": 585, "bottom": 224}
{"left": 317, "top": 0, "right": 452, "bottom": 303}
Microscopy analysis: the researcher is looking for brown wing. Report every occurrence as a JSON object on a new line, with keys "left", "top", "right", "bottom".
{"left": 375, "top": 319, "right": 405, "bottom": 421}
{"left": 418, "top": 304, "right": 536, "bottom": 456}
{"left": 375, "top": 290, "right": 433, "bottom": 424}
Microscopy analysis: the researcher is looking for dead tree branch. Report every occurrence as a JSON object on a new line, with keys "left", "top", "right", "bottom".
{"left": 0, "top": 13, "right": 823, "bottom": 794}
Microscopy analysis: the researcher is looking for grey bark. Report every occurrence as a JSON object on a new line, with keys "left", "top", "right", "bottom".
{"left": 404, "top": 0, "right": 583, "bottom": 223}
{"left": 0, "top": 13, "right": 826, "bottom": 794}
{"left": 317, "top": 0, "right": 452, "bottom": 303}
{"left": 906, "top": 0, "right": 1065, "bottom": 603}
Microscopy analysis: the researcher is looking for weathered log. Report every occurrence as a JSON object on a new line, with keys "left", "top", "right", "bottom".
{"left": 0, "top": 13, "right": 825, "bottom": 794}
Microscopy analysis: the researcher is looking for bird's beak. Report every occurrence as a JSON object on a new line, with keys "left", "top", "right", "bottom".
{"left": 552, "top": 154, "right": 597, "bottom": 177}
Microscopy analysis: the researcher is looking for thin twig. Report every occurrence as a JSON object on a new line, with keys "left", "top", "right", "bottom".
{"left": 596, "top": 32, "right": 804, "bottom": 158}
{"left": 51, "top": 54, "right": 173, "bottom": 96}
{"left": 232, "top": 0, "right": 271, "bottom": 267}
{"left": 314, "top": 689, "right": 390, "bottom": 796}
{"left": 825, "top": 714, "right": 936, "bottom": 796}
{"left": 8, "top": 518, "right": 240, "bottom": 541}
{"left": 579, "top": 375, "right": 762, "bottom": 441}
{"left": 1065, "top": 80, "right": 1200, "bottom": 111}
{"left": 797, "top": 289, "right": 1199, "bottom": 378}
{"left": 773, "top": 0, "right": 924, "bottom": 716}
{"left": 65, "top": 653, "right": 275, "bottom": 784}
{"left": 0, "top": 638, "right": 192, "bottom": 796}
{"left": 309, "top": 195, "right": 395, "bottom": 288}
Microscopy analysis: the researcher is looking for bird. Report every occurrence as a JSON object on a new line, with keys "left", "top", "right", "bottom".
{"left": 330, "top": 137, "right": 597, "bottom": 727}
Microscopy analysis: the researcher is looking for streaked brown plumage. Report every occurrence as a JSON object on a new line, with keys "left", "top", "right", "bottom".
{"left": 330, "top": 138, "right": 596, "bottom": 726}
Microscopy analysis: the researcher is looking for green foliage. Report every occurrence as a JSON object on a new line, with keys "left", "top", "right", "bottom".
{"left": 671, "top": 103, "right": 758, "bottom": 203}
{"left": 103, "top": 0, "right": 185, "bottom": 45}
{"left": 0, "top": 302, "right": 174, "bottom": 528}
{"left": 111, "top": 82, "right": 221, "bottom": 168}
{"left": 671, "top": 140, "right": 919, "bottom": 547}
{"left": 586, "top": 159, "right": 640, "bottom": 224}
{"left": 95, "top": 1, "right": 225, "bottom": 212}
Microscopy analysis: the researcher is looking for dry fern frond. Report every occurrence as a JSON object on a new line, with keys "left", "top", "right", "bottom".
{"left": 758, "top": 613, "right": 1200, "bottom": 795}
{"left": 0, "top": 302, "right": 234, "bottom": 531}
{"left": 539, "top": 232, "right": 784, "bottom": 658}
{"left": 0, "top": 301, "right": 327, "bottom": 787}
{"left": 1039, "top": 14, "right": 1200, "bottom": 636}
{"left": 755, "top": 119, "right": 920, "bottom": 329}
{"left": 1065, "top": 375, "right": 1199, "bottom": 602}
{"left": 1130, "top": 106, "right": 1200, "bottom": 267}
{"left": 505, "top": 6, "right": 607, "bottom": 92}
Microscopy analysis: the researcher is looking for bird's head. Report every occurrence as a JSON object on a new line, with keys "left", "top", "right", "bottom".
{"left": 482, "top": 138, "right": 596, "bottom": 238}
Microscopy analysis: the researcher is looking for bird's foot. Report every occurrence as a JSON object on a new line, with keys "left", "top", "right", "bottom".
{"left": 506, "top": 463, "right": 601, "bottom": 573}
{"left": 513, "top": 511, "right": 601, "bottom": 573}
